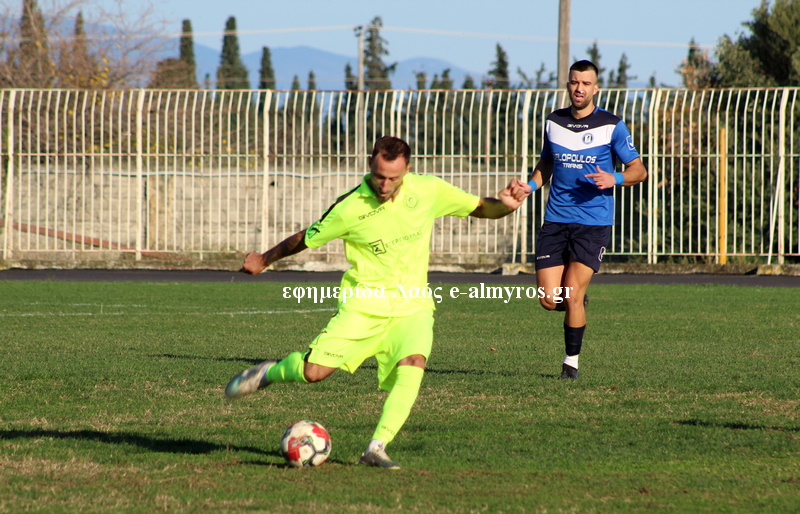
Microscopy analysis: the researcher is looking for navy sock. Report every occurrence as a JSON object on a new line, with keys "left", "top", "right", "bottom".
{"left": 564, "top": 324, "right": 586, "bottom": 357}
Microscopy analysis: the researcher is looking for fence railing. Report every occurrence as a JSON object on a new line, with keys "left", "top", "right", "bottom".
{"left": 1, "top": 87, "right": 797, "bottom": 267}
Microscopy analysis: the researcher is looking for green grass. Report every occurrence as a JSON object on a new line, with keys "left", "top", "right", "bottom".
{"left": 0, "top": 280, "right": 798, "bottom": 512}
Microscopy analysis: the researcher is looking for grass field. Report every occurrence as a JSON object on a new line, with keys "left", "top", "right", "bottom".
{"left": 0, "top": 279, "right": 798, "bottom": 512}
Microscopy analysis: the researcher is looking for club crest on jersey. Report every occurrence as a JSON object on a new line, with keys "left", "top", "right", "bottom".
{"left": 404, "top": 192, "right": 420, "bottom": 210}
{"left": 582, "top": 133, "right": 594, "bottom": 145}
{"left": 369, "top": 239, "right": 386, "bottom": 255}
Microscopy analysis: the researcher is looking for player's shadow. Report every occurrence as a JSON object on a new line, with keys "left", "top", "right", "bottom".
{"left": 677, "top": 419, "right": 799, "bottom": 433}
{"left": 0, "top": 429, "right": 282, "bottom": 458}
{"left": 361, "top": 362, "right": 519, "bottom": 377}
{"left": 153, "top": 354, "right": 276, "bottom": 366}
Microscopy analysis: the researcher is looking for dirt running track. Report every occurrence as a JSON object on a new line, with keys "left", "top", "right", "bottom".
{"left": 1, "top": 269, "right": 798, "bottom": 287}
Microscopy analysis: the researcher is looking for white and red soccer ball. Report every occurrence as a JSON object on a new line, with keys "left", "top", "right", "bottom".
{"left": 280, "top": 420, "right": 331, "bottom": 468}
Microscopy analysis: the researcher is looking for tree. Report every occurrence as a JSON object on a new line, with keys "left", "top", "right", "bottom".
{"left": 344, "top": 62, "right": 357, "bottom": 91}
{"left": 17, "top": 0, "right": 53, "bottom": 87}
{"left": 678, "top": 38, "right": 718, "bottom": 89}
{"left": 363, "top": 16, "right": 395, "bottom": 90}
{"left": 486, "top": 43, "right": 510, "bottom": 89}
{"left": 259, "top": 46, "right": 275, "bottom": 90}
{"left": 609, "top": 52, "right": 635, "bottom": 88}
{"left": 536, "top": 63, "right": 556, "bottom": 88}
{"left": 415, "top": 71, "right": 427, "bottom": 90}
{"left": 0, "top": 0, "right": 171, "bottom": 88}
{"left": 56, "top": 11, "right": 105, "bottom": 88}
{"left": 517, "top": 63, "right": 555, "bottom": 89}
{"left": 431, "top": 69, "right": 453, "bottom": 90}
{"left": 461, "top": 75, "right": 476, "bottom": 89}
{"left": 307, "top": 70, "right": 317, "bottom": 91}
{"left": 586, "top": 41, "right": 606, "bottom": 86}
{"left": 216, "top": 16, "right": 249, "bottom": 89}
{"left": 177, "top": 19, "right": 197, "bottom": 88}
{"left": 715, "top": 0, "right": 800, "bottom": 87}
{"left": 149, "top": 19, "right": 197, "bottom": 89}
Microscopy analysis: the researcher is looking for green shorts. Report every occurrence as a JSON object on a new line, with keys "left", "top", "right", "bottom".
{"left": 307, "top": 306, "right": 434, "bottom": 391}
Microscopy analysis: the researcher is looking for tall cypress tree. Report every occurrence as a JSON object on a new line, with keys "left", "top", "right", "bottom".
{"left": 19, "top": 0, "right": 52, "bottom": 87}
{"left": 678, "top": 38, "right": 718, "bottom": 89}
{"left": 344, "top": 63, "right": 357, "bottom": 91}
{"left": 363, "top": 16, "right": 395, "bottom": 91}
{"left": 57, "top": 11, "right": 102, "bottom": 88}
{"left": 216, "top": 16, "right": 249, "bottom": 89}
{"left": 149, "top": 19, "right": 197, "bottom": 89}
{"left": 586, "top": 41, "right": 606, "bottom": 86}
{"left": 415, "top": 71, "right": 427, "bottom": 90}
{"left": 259, "top": 46, "right": 275, "bottom": 90}
{"left": 178, "top": 19, "right": 197, "bottom": 88}
{"left": 611, "top": 53, "right": 633, "bottom": 88}
{"left": 486, "top": 43, "right": 510, "bottom": 89}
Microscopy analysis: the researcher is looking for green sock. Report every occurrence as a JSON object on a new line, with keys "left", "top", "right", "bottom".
{"left": 265, "top": 351, "right": 308, "bottom": 384}
{"left": 371, "top": 365, "right": 424, "bottom": 445}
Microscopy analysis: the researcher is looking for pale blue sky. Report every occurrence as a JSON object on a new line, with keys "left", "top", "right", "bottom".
{"left": 119, "top": 0, "right": 761, "bottom": 87}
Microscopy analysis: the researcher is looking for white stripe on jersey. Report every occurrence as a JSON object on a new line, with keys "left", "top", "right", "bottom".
{"left": 546, "top": 120, "right": 616, "bottom": 152}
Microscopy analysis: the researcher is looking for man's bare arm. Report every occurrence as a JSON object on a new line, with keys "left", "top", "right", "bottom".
{"left": 526, "top": 158, "right": 553, "bottom": 192}
{"left": 469, "top": 179, "right": 529, "bottom": 219}
{"left": 240, "top": 230, "right": 308, "bottom": 275}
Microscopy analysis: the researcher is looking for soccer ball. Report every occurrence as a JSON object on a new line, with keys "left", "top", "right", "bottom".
{"left": 280, "top": 420, "right": 332, "bottom": 468}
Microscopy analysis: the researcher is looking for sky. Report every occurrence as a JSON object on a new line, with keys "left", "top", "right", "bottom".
{"left": 104, "top": 0, "right": 762, "bottom": 88}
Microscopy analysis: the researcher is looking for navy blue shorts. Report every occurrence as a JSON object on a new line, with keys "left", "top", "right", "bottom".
{"left": 535, "top": 222, "right": 611, "bottom": 273}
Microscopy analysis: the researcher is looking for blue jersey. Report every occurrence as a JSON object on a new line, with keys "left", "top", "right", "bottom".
{"left": 540, "top": 107, "right": 639, "bottom": 226}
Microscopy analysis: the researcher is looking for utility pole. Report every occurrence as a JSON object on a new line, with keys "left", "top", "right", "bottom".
{"left": 355, "top": 25, "right": 364, "bottom": 91}
{"left": 353, "top": 25, "right": 366, "bottom": 160}
{"left": 557, "top": 0, "right": 570, "bottom": 89}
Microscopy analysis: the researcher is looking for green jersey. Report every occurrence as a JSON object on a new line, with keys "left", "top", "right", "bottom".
{"left": 305, "top": 173, "right": 480, "bottom": 316}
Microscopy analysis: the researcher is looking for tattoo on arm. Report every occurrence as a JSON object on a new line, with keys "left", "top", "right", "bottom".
{"left": 263, "top": 230, "right": 308, "bottom": 267}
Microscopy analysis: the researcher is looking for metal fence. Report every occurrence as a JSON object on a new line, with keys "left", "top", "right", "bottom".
{"left": 1, "top": 87, "right": 798, "bottom": 268}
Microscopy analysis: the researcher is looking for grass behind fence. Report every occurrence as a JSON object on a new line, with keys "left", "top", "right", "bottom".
{"left": 0, "top": 280, "right": 798, "bottom": 512}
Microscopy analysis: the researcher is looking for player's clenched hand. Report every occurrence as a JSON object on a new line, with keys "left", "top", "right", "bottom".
{"left": 240, "top": 252, "right": 268, "bottom": 275}
{"left": 499, "top": 179, "right": 529, "bottom": 209}
{"left": 585, "top": 165, "right": 617, "bottom": 190}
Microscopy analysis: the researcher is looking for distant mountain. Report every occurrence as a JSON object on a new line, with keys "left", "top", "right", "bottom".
{"left": 191, "top": 43, "right": 482, "bottom": 91}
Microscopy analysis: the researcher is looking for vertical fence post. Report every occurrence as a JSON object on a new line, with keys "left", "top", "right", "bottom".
{"left": 355, "top": 92, "right": 366, "bottom": 162}
{"left": 135, "top": 89, "right": 145, "bottom": 261}
{"left": 517, "top": 90, "right": 532, "bottom": 265}
{"left": 647, "top": 89, "right": 662, "bottom": 264}
{"left": 2, "top": 90, "right": 16, "bottom": 261}
{"left": 261, "top": 90, "right": 272, "bottom": 252}
{"left": 768, "top": 88, "right": 788, "bottom": 265}
{"left": 778, "top": 88, "right": 787, "bottom": 265}
{"left": 718, "top": 127, "right": 728, "bottom": 264}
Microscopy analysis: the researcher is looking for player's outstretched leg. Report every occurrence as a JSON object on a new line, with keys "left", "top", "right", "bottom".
{"left": 225, "top": 351, "right": 310, "bottom": 399}
{"left": 225, "top": 359, "right": 277, "bottom": 399}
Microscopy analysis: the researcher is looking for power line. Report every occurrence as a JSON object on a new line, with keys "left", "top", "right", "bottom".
{"left": 0, "top": 23, "right": 713, "bottom": 49}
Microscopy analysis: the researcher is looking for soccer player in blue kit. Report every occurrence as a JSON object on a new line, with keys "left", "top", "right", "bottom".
{"left": 524, "top": 60, "right": 647, "bottom": 379}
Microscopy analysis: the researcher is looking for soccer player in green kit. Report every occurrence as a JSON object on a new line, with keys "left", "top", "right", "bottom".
{"left": 226, "top": 136, "right": 528, "bottom": 469}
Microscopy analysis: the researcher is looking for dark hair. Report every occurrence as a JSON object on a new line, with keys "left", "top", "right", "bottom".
{"left": 371, "top": 136, "right": 411, "bottom": 164}
{"left": 570, "top": 60, "right": 599, "bottom": 76}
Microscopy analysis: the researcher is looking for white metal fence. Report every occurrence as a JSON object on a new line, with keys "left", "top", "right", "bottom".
{"left": 1, "top": 88, "right": 798, "bottom": 267}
